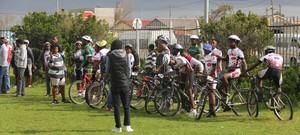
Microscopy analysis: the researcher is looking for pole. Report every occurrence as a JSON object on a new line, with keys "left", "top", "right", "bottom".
{"left": 204, "top": 0, "right": 209, "bottom": 23}
{"left": 169, "top": 4, "right": 172, "bottom": 44}
{"left": 136, "top": 21, "right": 139, "bottom": 55}
{"left": 271, "top": 0, "right": 274, "bottom": 24}
{"left": 56, "top": 0, "right": 59, "bottom": 13}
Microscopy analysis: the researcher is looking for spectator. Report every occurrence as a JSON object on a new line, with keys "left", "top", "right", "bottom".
{"left": 125, "top": 44, "right": 135, "bottom": 71}
{"left": 52, "top": 36, "right": 64, "bottom": 57}
{"left": 0, "top": 37, "right": 8, "bottom": 94}
{"left": 11, "top": 40, "right": 18, "bottom": 89}
{"left": 106, "top": 39, "right": 133, "bottom": 133}
{"left": 14, "top": 39, "right": 27, "bottom": 97}
{"left": 24, "top": 40, "right": 35, "bottom": 88}
{"left": 71, "top": 41, "right": 83, "bottom": 96}
{"left": 188, "top": 35, "right": 202, "bottom": 58}
{"left": 40, "top": 42, "right": 52, "bottom": 97}
{"left": 144, "top": 44, "right": 157, "bottom": 75}
{"left": 3, "top": 37, "right": 11, "bottom": 93}
{"left": 48, "top": 44, "right": 70, "bottom": 104}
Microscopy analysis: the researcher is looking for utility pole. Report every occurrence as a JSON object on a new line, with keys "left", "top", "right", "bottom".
{"left": 270, "top": 0, "right": 274, "bottom": 24}
{"left": 279, "top": 4, "right": 282, "bottom": 15}
{"left": 204, "top": 0, "right": 209, "bottom": 23}
{"left": 56, "top": 0, "right": 59, "bottom": 13}
{"left": 266, "top": 7, "right": 269, "bottom": 17}
{"left": 169, "top": 4, "right": 172, "bottom": 44}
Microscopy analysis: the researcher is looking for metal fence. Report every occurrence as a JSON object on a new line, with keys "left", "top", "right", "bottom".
{"left": 269, "top": 16, "right": 300, "bottom": 67}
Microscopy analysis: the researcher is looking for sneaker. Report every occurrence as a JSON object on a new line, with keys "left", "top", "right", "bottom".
{"left": 111, "top": 127, "right": 122, "bottom": 133}
{"left": 28, "top": 85, "right": 32, "bottom": 88}
{"left": 125, "top": 126, "right": 134, "bottom": 132}
{"left": 188, "top": 109, "right": 197, "bottom": 116}
{"left": 52, "top": 100, "right": 59, "bottom": 104}
{"left": 206, "top": 111, "right": 216, "bottom": 118}
{"left": 106, "top": 107, "right": 114, "bottom": 112}
{"left": 14, "top": 85, "right": 17, "bottom": 89}
{"left": 45, "top": 94, "right": 50, "bottom": 98}
{"left": 61, "top": 99, "right": 71, "bottom": 103}
{"left": 176, "top": 108, "right": 187, "bottom": 114}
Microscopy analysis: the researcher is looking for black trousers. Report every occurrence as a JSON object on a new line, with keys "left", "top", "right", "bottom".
{"left": 111, "top": 86, "right": 131, "bottom": 128}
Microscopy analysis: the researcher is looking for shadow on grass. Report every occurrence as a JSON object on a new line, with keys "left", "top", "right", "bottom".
{"left": 4, "top": 129, "right": 108, "bottom": 134}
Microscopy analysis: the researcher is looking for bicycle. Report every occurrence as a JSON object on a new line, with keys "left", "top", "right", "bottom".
{"left": 69, "top": 71, "right": 92, "bottom": 104}
{"left": 196, "top": 77, "right": 249, "bottom": 120}
{"left": 129, "top": 71, "right": 146, "bottom": 110}
{"left": 84, "top": 72, "right": 108, "bottom": 109}
{"left": 246, "top": 75, "right": 293, "bottom": 120}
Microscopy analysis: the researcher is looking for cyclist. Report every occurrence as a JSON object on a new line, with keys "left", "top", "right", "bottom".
{"left": 154, "top": 35, "right": 172, "bottom": 74}
{"left": 171, "top": 44, "right": 197, "bottom": 116}
{"left": 188, "top": 35, "right": 202, "bottom": 58}
{"left": 125, "top": 44, "right": 139, "bottom": 72}
{"left": 203, "top": 44, "right": 218, "bottom": 117}
{"left": 80, "top": 35, "right": 94, "bottom": 74}
{"left": 214, "top": 35, "right": 247, "bottom": 111}
{"left": 71, "top": 41, "right": 83, "bottom": 81}
{"left": 210, "top": 39, "right": 223, "bottom": 79}
{"left": 91, "top": 41, "right": 105, "bottom": 80}
{"left": 144, "top": 44, "right": 157, "bottom": 75}
{"left": 241, "top": 46, "right": 283, "bottom": 101}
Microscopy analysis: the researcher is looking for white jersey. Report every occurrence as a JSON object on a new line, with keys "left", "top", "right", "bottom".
{"left": 203, "top": 53, "right": 217, "bottom": 77}
{"left": 259, "top": 53, "right": 283, "bottom": 70}
{"left": 91, "top": 51, "right": 101, "bottom": 62}
{"left": 212, "top": 48, "right": 222, "bottom": 72}
{"left": 227, "top": 48, "right": 244, "bottom": 69}
{"left": 189, "top": 57, "right": 204, "bottom": 73}
{"left": 100, "top": 48, "right": 109, "bottom": 58}
{"left": 174, "top": 56, "right": 190, "bottom": 73}
{"left": 128, "top": 53, "right": 135, "bottom": 69}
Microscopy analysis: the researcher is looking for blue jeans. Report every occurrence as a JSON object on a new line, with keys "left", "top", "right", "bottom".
{"left": 5, "top": 65, "right": 10, "bottom": 91}
{"left": 0, "top": 66, "right": 8, "bottom": 93}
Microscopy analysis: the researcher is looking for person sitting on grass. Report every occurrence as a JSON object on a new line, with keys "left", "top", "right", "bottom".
{"left": 48, "top": 44, "right": 70, "bottom": 104}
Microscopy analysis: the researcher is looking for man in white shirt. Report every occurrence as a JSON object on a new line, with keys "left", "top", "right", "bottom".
{"left": 0, "top": 37, "right": 8, "bottom": 94}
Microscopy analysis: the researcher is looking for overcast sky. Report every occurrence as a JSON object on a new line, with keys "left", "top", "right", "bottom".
{"left": 0, "top": 0, "right": 300, "bottom": 22}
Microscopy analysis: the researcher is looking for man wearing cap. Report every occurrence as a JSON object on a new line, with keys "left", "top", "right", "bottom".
{"left": 0, "top": 37, "right": 9, "bottom": 94}
{"left": 3, "top": 37, "right": 11, "bottom": 93}
{"left": 188, "top": 35, "right": 202, "bottom": 58}
{"left": 14, "top": 39, "right": 27, "bottom": 97}
{"left": 24, "top": 40, "right": 35, "bottom": 88}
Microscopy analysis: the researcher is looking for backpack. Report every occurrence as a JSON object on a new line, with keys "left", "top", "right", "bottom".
{"left": 131, "top": 50, "right": 139, "bottom": 71}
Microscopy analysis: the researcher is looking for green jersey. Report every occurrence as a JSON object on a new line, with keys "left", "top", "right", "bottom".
{"left": 82, "top": 44, "right": 94, "bottom": 67}
{"left": 188, "top": 45, "right": 202, "bottom": 58}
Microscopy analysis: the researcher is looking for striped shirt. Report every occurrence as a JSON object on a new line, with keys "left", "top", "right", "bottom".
{"left": 145, "top": 51, "right": 156, "bottom": 70}
{"left": 48, "top": 53, "right": 65, "bottom": 79}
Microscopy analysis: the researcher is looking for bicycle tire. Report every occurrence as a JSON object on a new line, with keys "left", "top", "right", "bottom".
{"left": 231, "top": 89, "right": 249, "bottom": 116}
{"left": 194, "top": 87, "right": 220, "bottom": 113}
{"left": 247, "top": 90, "right": 259, "bottom": 117}
{"left": 85, "top": 82, "right": 108, "bottom": 109}
{"left": 272, "top": 92, "right": 293, "bottom": 120}
{"left": 145, "top": 87, "right": 158, "bottom": 114}
{"left": 154, "top": 89, "right": 180, "bottom": 117}
{"left": 69, "top": 80, "right": 86, "bottom": 104}
{"left": 195, "top": 91, "right": 208, "bottom": 120}
{"left": 130, "top": 80, "right": 146, "bottom": 110}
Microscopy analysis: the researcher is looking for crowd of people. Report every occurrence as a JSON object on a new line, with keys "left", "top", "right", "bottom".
{"left": 0, "top": 33, "right": 284, "bottom": 133}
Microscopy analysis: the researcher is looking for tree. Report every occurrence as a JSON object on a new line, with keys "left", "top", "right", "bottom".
{"left": 11, "top": 10, "right": 114, "bottom": 77}
{"left": 200, "top": 5, "right": 274, "bottom": 57}
{"left": 0, "top": 14, "right": 16, "bottom": 30}
{"left": 113, "top": 0, "right": 133, "bottom": 26}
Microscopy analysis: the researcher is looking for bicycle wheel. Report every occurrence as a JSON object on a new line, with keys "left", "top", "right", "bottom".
{"left": 247, "top": 90, "right": 259, "bottom": 117}
{"left": 130, "top": 80, "right": 146, "bottom": 110}
{"left": 195, "top": 91, "right": 208, "bottom": 120}
{"left": 231, "top": 89, "right": 248, "bottom": 116}
{"left": 145, "top": 87, "right": 158, "bottom": 114}
{"left": 85, "top": 82, "right": 108, "bottom": 109}
{"left": 69, "top": 80, "right": 86, "bottom": 104}
{"left": 154, "top": 89, "right": 180, "bottom": 117}
{"left": 272, "top": 92, "right": 293, "bottom": 120}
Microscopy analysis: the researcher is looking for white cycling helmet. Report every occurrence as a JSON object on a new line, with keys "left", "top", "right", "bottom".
{"left": 190, "top": 35, "right": 199, "bottom": 39}
{"left": 228, "top": 35, "right": 241, "bottom": 43}
{"left": 157, "top": 35, "right": 170, "bottom": 44}
{"left": 174, "top": 43, "right": 183, "bottom": 50}
{"left": 75, "top": 41, "right": 82, "bottom": 45}
{"left": 82, "top": 35, "right": 93, "bottom": 43}
{"left": 264, "top": 45, "right": 276, "bottom": 53}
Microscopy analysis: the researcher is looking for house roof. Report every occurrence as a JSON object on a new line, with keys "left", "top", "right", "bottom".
{"left": 114, "top": 19, "right": 152, "bottom": 29}
{"left": 151, "top": 18, "right": 198, "bottom": 29}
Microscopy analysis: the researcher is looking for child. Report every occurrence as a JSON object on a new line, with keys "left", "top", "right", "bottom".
{"left": 48, "top": 44, "right": 70, "bottom": 104}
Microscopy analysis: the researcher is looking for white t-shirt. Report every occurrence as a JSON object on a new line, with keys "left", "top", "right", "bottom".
{"left": 174, "top": 56, "right": 190, "bottom": 73}
{"left": 128, "top": 53, "right": 135, "bottom": 69}
{"left": 91, "top": 51, "right": 101, "bottom": 62}
{"left": 100, "top": 48, "right": 109, "bottom": 58}
{"left": 212, "top": 48, "right": 222, "bottom": 72}
{"left": 190, "top": 57, "right": 204, "bottom": 73}
{"left": 259, "top": 53, "right": 283, "bottom": 70}
{"left": 203, "top": 53, "right": 217, "bottom": 77}
{"left": 227, "top": 48, "right": 244, "bottom": 69}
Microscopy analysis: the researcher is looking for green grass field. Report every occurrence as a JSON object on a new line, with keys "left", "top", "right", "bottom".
{"left": 0, "top": 83, "right": 299, "bottom": 135}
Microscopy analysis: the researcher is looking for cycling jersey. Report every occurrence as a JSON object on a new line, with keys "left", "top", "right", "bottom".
{"left": 259, "top": 53, "right": 283, "bottom": 70}
{"left": 128, "top": 53, "right": 135, "bottom": 69}
{"left": 227, "top": 48, "right": 244, "bottom": 70}
{"left": 82, "top": 44, "right": 94, "bottom": 67}
{"left": 212, "top": 48, "right": 222, "bottom": 72}
{"left": 203, "top": 53, "right": 217, "bottom": 77}
{"left": 188, "top": 45, "right": 202, "bottom": 58}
